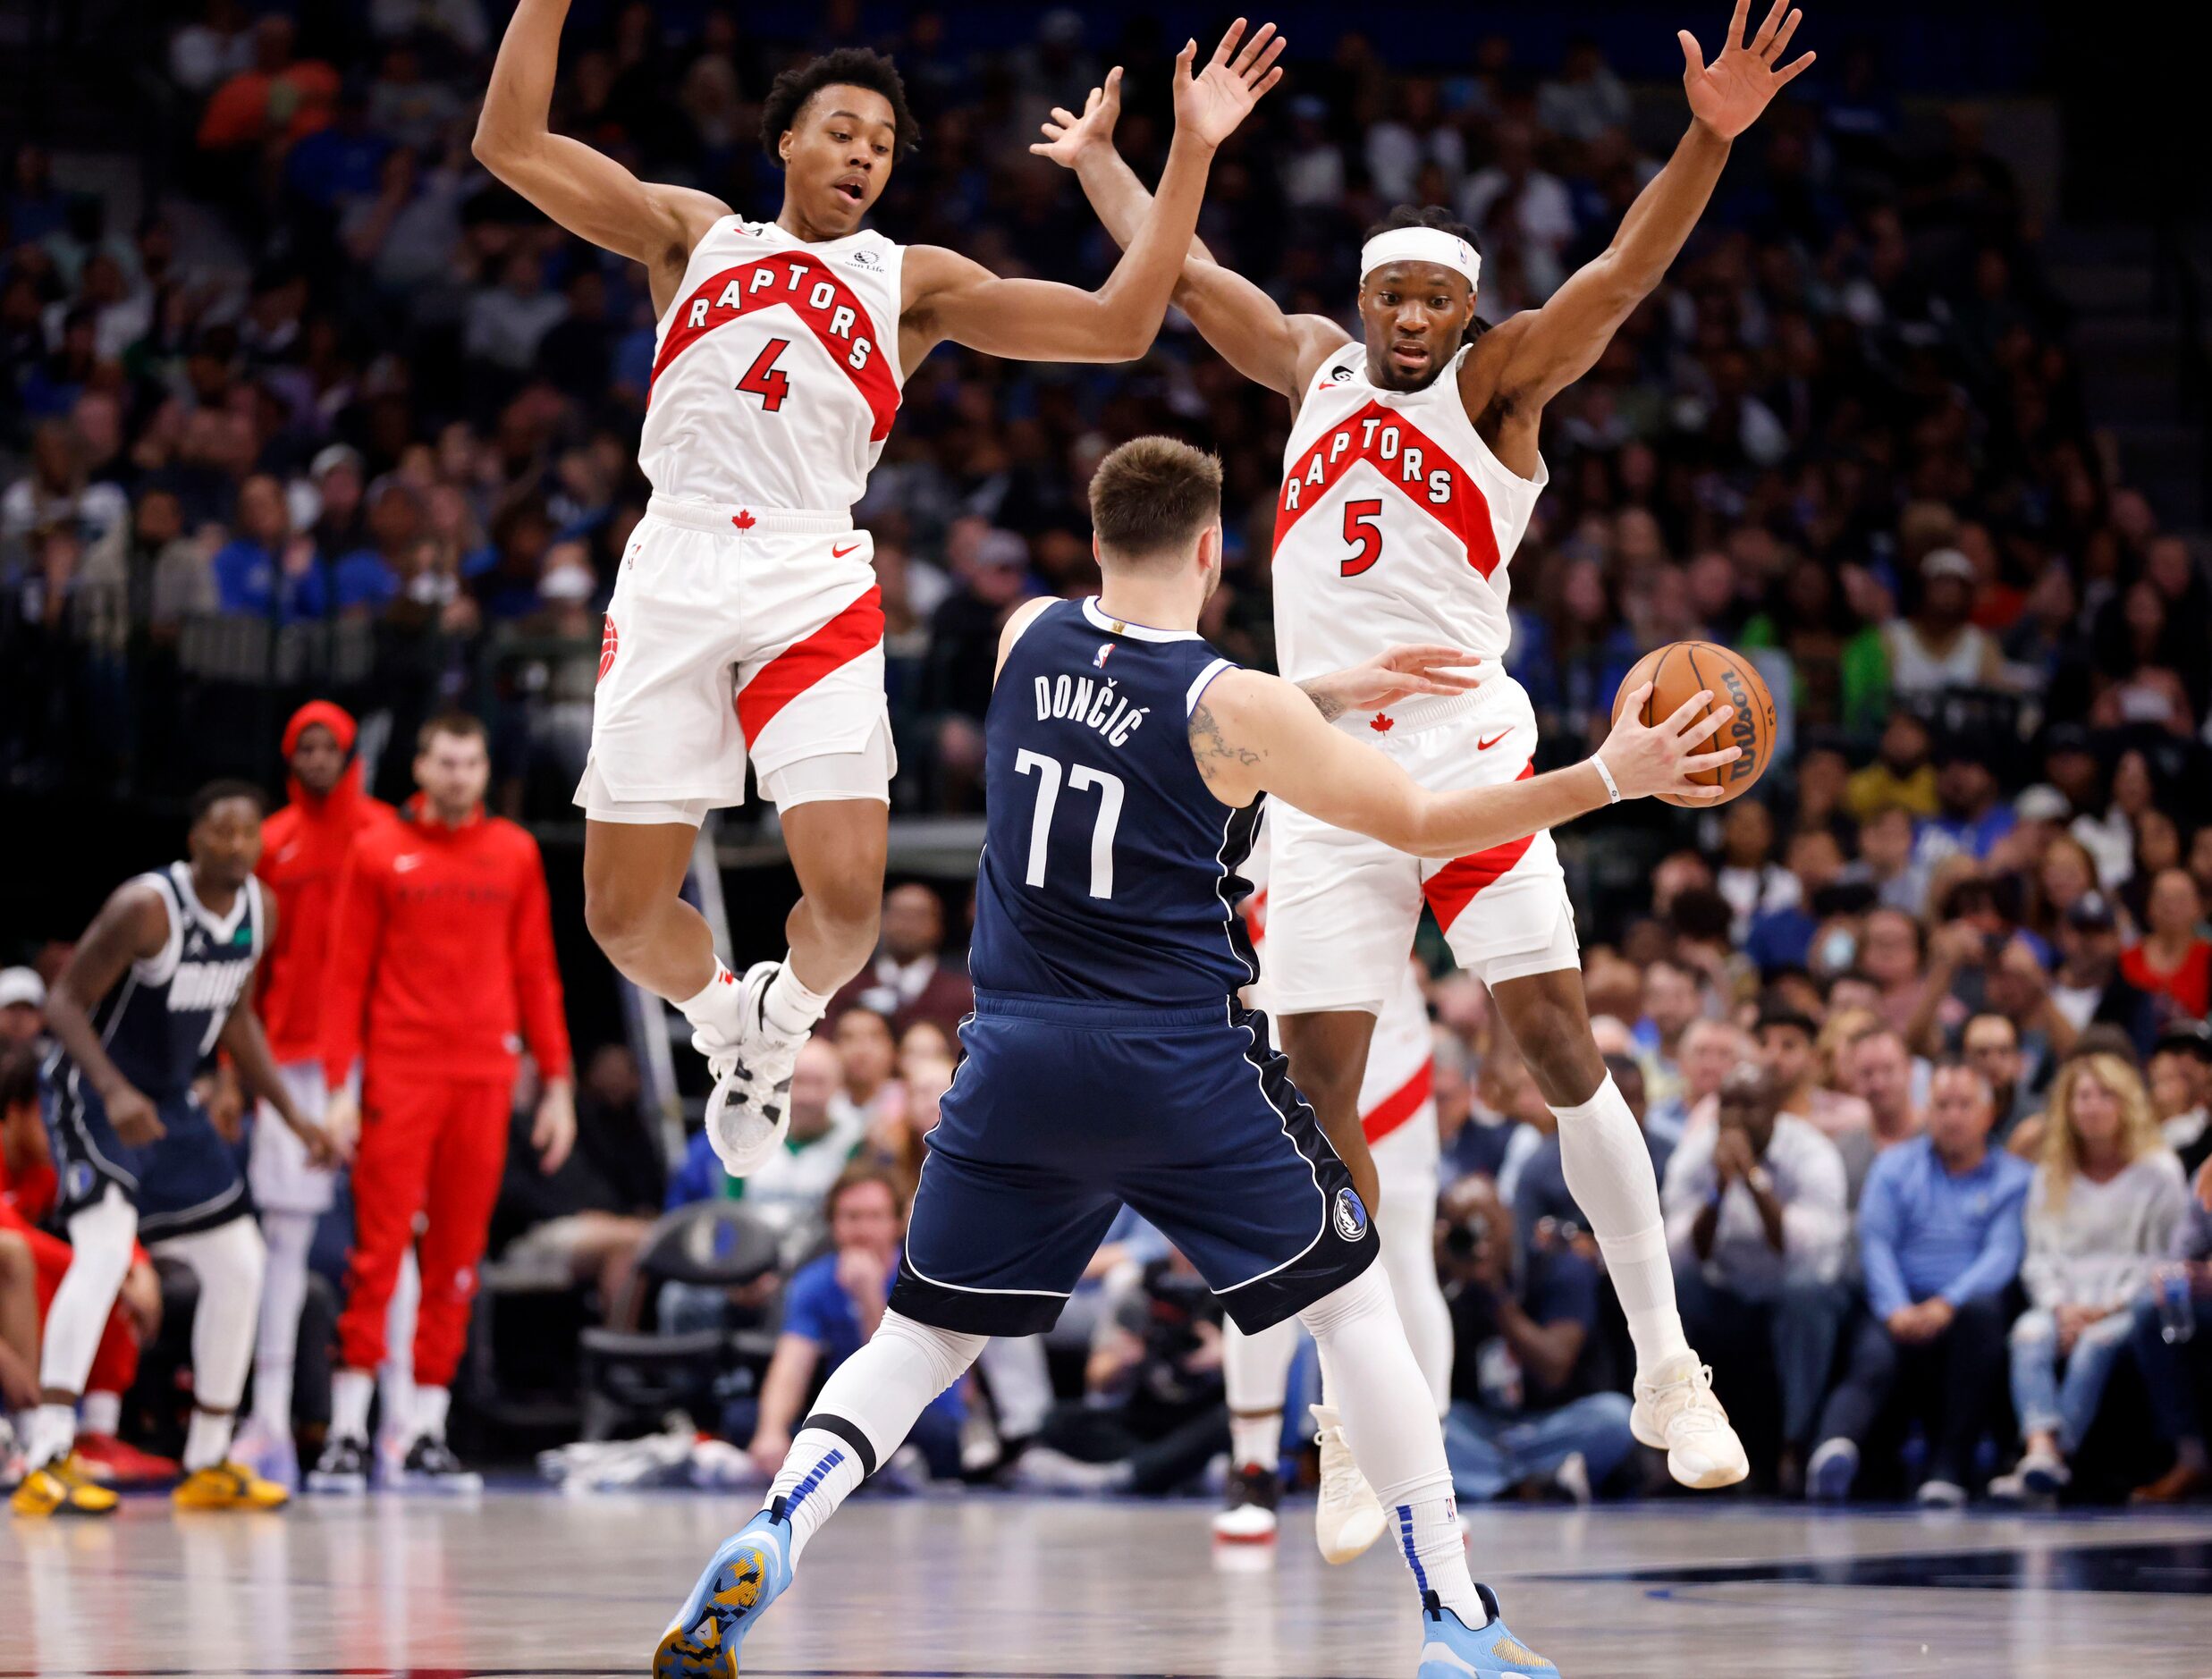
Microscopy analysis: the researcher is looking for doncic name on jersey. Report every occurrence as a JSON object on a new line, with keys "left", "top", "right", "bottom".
{"left": 1031, "top": 650, "right": 1148, "bottom": 750}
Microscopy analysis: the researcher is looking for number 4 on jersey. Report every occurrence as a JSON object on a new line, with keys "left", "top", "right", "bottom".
{"left": 737, "top": 338, "right": 792, "bottom": 411}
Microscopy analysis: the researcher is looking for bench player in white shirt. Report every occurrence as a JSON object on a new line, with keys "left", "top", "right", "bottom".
{"left": 1217, "top": 817, "right": 1452, "bottom": 1552}
{"left": 1038, "top": 0, "right": 1816, "bottom": 1489}
{"left": 473, "top": 1, "right": 1286, "bottom": 1173}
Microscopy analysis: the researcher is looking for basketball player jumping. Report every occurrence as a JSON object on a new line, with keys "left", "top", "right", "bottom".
{"left": 655, "top": 436, "right": 1735, "bottom": 1679}
{"left": 1037, "top": 0, "right": 1815, "bottom": 1491}
{"left": 474, "top": 2, "right": 1285, "bottom": 1177}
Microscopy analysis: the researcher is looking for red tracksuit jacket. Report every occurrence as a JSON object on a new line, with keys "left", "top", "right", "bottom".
{"left": 319, "top": 795, "right": 572, "bottom": 1091}
{"left": 256, "top": 700, "right": 396, "bottom": 1065}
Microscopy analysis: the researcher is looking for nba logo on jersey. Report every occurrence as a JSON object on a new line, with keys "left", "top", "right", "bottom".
{"left": 1333, "top": 1186, "right": 1369, "bottom": 1241}
{"left": 1093, "top": 643, "right": 1114, "bottom": 670}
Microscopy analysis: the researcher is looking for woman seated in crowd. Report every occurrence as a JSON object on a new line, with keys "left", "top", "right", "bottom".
{"left": 1994, "top": 1053, "right": 2188, "bottom": 1500}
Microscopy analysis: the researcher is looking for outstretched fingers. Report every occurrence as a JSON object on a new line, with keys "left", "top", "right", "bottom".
{"left": 1750, "top": 0, "right": 1789, "bottom": 55}
{"left": 1660, "top": 688, "right": 1718, "bottom": 735}
{"left": 1678, "top": 30, "right": 1705, "bottom": 76}
{"left": 1675, "top": 701, "right": 1737, "bottom": 747}
{"left": 1766, "top": 7, "right": 1803, "bottom": 60}
{"left": 1684, "top": 747, "right": 1744, "bottom": 774}
{"left": 1209, "top": 19, "right": 1248, "bottom": 70}
{"left": 1774, "top": 49, "right": 1816, "bottom": 86}
{"left": 1230, "top": 21, "right": 1277, "bottom": 76}
{"left": 1727, "top": 0, "right": 1752, "bottom": 52}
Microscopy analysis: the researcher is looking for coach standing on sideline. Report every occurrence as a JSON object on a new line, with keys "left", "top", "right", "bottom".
{"left": 307, "top": 712, "right": 574, "bottom": 1493}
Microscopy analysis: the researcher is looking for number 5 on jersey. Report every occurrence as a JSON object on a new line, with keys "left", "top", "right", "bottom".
{"left": 1014, "top": 748, "right": 1124, "bottom": 899}
{"left": 738, "top": 338, "right": 791, "bottom": 411}
{"left": 1341, "top": 498, "right": 1382, "bottom": 576}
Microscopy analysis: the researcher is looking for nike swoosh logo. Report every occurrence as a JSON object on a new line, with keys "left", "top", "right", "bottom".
{"left": 1475, "top": 730, "right": 1511, "bottom": 751}
{"left": 831, "top": 542, "right": 862, "bottom": 559}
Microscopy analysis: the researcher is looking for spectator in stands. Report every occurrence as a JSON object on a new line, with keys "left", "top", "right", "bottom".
{"left": 721, "top": 1042, "right": 862, "bottom": 1255}
{"left": 1514, "top": 1053, "right": 1669, "bottom": 1259}
{"left": 1665, "top": 1065, "right": 1851, "bottom": 1489}
{"left": 1810, "top": 1062, "right": 2030, "bottom": 1506}
{"left": 2149, "top": 1022, "right": 2212, "bottom": 1183}
{"left": 2, "top": 418, "right": 128, "bottom": 553}
{"left": 1013, "top": 1248, "right": 1230, "bottom": 1498}
{"left": 833, "top": 1003, "right": 905, "bottom": 1136}
{"left": 1835, "top": 1024, "right": 1923, "bottom": 1200}
{"left": 1963, "top": 1011, "right": 2040, "bottom": 1142}
{"left": 1435, "top": 1174, "right": 1637, "bottom": 1504}
{"left": 744, "top": 1165, "right": 963, "bottom": 1481}
{"left": 1715, "top": 800, "right": 1798, "bottom": 943}
{"left": 1756, "top": 1000, "right": 1871, "bottom": 1142}
{"left": 0, "top": 969, "right": 42, "bottom": 1049}
{"left": 824, "top": 882, "right": 975, "bottom": 1042}
{"left": 1846, "top": 713, "right": 1939, "bottom": 824}
{"left": 2128, "top": 1186, "right": 2212, "bottom": 1503}
{"left": 1858, "top": 907, "right": 1929, "bottom": 1042}
{"left": 331, "top": 478, "right": 421, "bottom": 619}
{"left": 1991, "top": 1053, "right": 2185, "bottom": 1501}
{"left": 2050, "top": 893, "right": 2161, "bottom": 1059}
{"left": 491, "top": 1044, "right": 664, "bottom": 1305}
{"left": 212, "top": 474, "right": 324, "bottom": 623}
{"left": 1917, "top": 738, "right": 2018, "bottom": 868}
{"left": 1650, "top": 1017, "right": 1744, "bottom": 1147}
{"left": 1885, "top": 549, "right": 2005, "bottom": 704}
{"left": 2122, "top": 868, "right": 2212, "bottom": 1020}
{"left": 1632, "top": 958, "right": 1704, "bottom": 1118}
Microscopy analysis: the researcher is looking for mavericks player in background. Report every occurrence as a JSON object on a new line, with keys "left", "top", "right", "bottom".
{"left": 473, "top": 0, "right": 1283, "bottom": 1182}
{"left": 654, "top": 438, "right": 1738, "bottom": 1679}
{"left": 1037, "top": 0, "right": 1814, "bottom": 1489}
{"left": 12, "top": 782, "right": 341, "bottom": 1516}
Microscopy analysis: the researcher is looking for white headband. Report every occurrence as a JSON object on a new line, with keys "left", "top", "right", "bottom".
{"left": 1359, "top": 227, "right": 1481, "bottom": 292}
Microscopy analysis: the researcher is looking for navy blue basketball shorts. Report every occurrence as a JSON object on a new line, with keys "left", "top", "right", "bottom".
{"left": 891, "top": 992, "right": 1380, "bottom": 1337}
{"left": 44, "top": 1067, "right": 249, "bottom": 1241}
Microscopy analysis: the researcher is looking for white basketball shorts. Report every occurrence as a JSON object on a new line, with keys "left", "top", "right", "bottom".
{"left": 249, "top": 1061, "right": 339, "bottom": 1216}
{"left": 575, "top": 494, "right": 897, "bottom": 824}
{"left": 1264, "top": 672, "right": 1576, "bottom": 1015}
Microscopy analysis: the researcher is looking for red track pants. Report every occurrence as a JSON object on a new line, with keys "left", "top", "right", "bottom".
{"left": 337, "top": 1072, "right": 511, "bottom": 1388}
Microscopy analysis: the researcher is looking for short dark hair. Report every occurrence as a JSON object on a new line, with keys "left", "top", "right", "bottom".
{"left": 762, "top": 48, "right": 918, "bottom": 163}
{"left": 825, "top": 1160, "right": 908, "bottom": 1222}
{"left": 1087, "top": 436, "right": 1222, "bottom": 566}
{"left": 188, "top": 778, "right": 265, "bottom": 828}
{"left": 0, "top": 1045, "right": 38, "bottom": 1115}
{"left": 417, "top": 710, "right": 487, "bottom": 753}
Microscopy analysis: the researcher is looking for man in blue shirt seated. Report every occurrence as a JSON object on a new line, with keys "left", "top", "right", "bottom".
{"left": 1809, "top": 1061, "right": 2031, "bottom": 1506}
{"left": 211, "top": 473, "right": 327, "bottom": 622}
{"left": 739, "top": 1165, "right": 964, "bottom": 1482}
{"left": 1438, "top": 1175, "right": 1637, "bottom": 1504}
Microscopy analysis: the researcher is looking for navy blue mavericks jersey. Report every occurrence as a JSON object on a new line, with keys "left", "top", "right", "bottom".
{"left": 968, "top": 597, "right": 1263, "bottom": 1005}
{"left": 63, "top": 863, "right": 266, "bottom": 1101}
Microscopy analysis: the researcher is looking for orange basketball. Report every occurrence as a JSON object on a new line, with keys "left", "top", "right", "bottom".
{"left": 1610, "top": 641, "right": 1777, "bottom": 807}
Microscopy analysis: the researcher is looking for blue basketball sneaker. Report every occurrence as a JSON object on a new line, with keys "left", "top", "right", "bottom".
{"left": 1415, "top": 1584, "right": 1559, "bottom": 1678}
{"left": 652, "top": 1503, "right": 794, "bottom": 1679}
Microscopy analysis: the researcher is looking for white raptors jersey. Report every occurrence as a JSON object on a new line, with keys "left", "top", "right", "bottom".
{"left": 639, "top": 217, "right": 904, "bottom": 513}
{"left": 1271, "top": 340, "right": 1547, "bottom": 684}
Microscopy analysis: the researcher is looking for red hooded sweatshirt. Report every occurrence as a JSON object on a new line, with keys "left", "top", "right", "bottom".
{"left": 318, "top": 793, "right": 571, "bottom": 1090}
{"left": 256, "top": 700, "right": 397, "bottom": 1064}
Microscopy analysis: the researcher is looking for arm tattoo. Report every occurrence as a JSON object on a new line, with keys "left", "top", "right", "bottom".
{"left": 1296, "top": 679, "right": 1345, "bottom": 722}
{"left": 1187, "top": 700, "right": 1262, "bottom": 775}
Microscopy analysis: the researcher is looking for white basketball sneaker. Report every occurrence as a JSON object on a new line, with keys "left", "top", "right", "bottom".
{"left": 698, "top": 961, "right": 803, "bottom": 1176}
{"left": 1630, "top": 1354, "right": 1749, "bottom": 1489}
{"left": 1311, "top": 1403, "right": 1386, "bottom": 1564}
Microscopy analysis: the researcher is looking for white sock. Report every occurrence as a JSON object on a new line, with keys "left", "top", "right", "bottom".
{"left": 763, "top": 1308, "right": 984, "bottom": 1562}
{"left": 678, "top": 961, "right": 748, "bottom": 1043}
{"left": 1380, "top": 1182, "right": 1455, "bottom": 1415}
{"left": 332, "top": 1369, "right": 375, "bottom": 1442}
{"left": 413, "top": 1385, "right": 451, "bottom": 1442}
{"left": 28, "top": 1402, "right": 77, "bottom": 1469}
{"left": 1298, "top": 1264, "right": 1484, "bottom": 1624}
{"left": 79, "top": 1390, "right": 121, "bottom": 1437}
{"left": 380, "top": 1246, "right": 418, "bottom": 1441}
{"left": 182, "top": 1408, "right": 234, "bottom": 1473}
{"left": 1552, "top": 1074, "right": 1691, "bottom": 1375}
{"left": 762, "top": 955, "right": 831, "bottom": 1038}
{"left": 253, "top": 1210, "right": 315, "bottom": 1436}
{"left": 1222, "top": 1315, "right": 1298, "bottom": 1469}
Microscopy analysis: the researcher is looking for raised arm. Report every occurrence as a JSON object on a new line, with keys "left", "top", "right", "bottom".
{"left": 1034, "top": 65, "right": 1347, "bottom": 400}
{"left": 472, "top": 0, "right": 730, "bottom": 311}
{"left": 1470, "top": 1, "right": 1812, "bottom": 419}
{"left": 1191, "top": 667, "right": 1739, "bottom": 849}
{"left": 899, "top": 21, "right": 1284, "bottom": 369}
{"left": 46, "top": 882, "right": 173, "bottom": 1145}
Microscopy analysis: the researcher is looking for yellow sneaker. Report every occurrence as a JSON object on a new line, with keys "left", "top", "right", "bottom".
{"left": 172, "top": 1461, "right": 290, "bottom": 1511}
{"left": 11, "top": 1456, "right": 121, "bottom": 1517}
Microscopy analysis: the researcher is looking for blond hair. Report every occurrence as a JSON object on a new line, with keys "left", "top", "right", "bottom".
{"left": 2039, "top": 1051, "right": 2162, "bottom": 1210}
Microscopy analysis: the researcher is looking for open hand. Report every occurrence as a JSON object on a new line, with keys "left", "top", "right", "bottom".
{"left": 1595, "top": 685, "right": 1741, "bottom": 803}
{"left": 1304, "top": 645, "right": 1482, "bottom": 718}
{"left": 1171, "top": 19, "right": 1287, "bottom": 150}
{"left": 1680, "top": 0, "right": 1814, "bottom": 140}
{"left": 1033, "top": 66, "right": 1124, "bottom": 168}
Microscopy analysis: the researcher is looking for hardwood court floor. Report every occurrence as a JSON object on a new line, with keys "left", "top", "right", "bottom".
{"left": 5, "top": 1490, "right": 2212, "bottom": 1677}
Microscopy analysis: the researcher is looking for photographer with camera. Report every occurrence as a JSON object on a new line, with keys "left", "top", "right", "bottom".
{"left": 1436, "top": 1175, "right": 1638, "bottom": 1504}
{"left": 1664, "top": 1062, "right": 1851, "bottom": 1492}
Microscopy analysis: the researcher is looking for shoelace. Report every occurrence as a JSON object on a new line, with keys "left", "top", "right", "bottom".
{"left": 1645, "top": 1363, "right": 1728, "bottom": 1434}
{"left": 1316, "top": 1426, "right": 1366, "bottom": 1505}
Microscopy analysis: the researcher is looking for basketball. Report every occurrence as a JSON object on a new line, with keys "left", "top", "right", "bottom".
{"left": 1611, "top": 642, "right": 1777, "bottom": 806}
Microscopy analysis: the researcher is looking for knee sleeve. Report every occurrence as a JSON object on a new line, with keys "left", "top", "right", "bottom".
{"left": 807, "top": 1308, "right": 984, "bottom": 1469}
{"left": 39, "top": 1186, "right": 138, "bottom": 1395}
{"left": 156, "top": 1216, "right": 266, "bottom": 1412}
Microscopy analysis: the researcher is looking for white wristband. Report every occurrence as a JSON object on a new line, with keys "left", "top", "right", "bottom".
{"left": 1591, "top": 754, "right": 1622, "bottom": 805}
